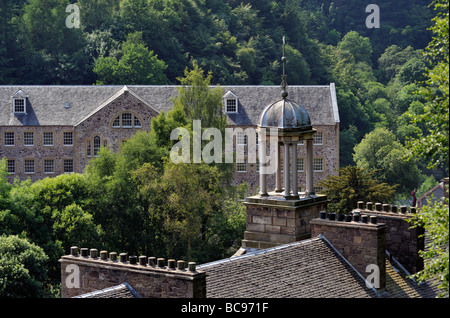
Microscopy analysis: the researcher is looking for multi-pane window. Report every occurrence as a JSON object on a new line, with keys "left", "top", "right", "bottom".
{"left": 44, "top": 159, "right": 54, "bottom": 174}
{"left": 13, "top": 98, "right": 25, "bottom": 113}
{"left": 237, "top": 132, "right": 247, "bottom": 145}
{"left": 63, "top": 132, "right": 73, "bottom": 146}
{"left": 297, "top": 158, "right": 304, "bottom": 172}
{"left": 24, "top": 132, "right": 34, "bottom": 146}
{"left": 64, "top": 159, "right": 74, "bottom": 173}
{"left": 24, "top": 159, "right": 35, "bottom": 174}
{"left": 86, "top": 141, "right": 92, "bottom": 157}
{"left": 226, "top": 99, "right": 237, "bottom": 113}
{"left": 112, "top": 113, "right": 142, "bottom": 128}
{"left": 122, "top": 113, "right": 132, "bottom": 127}
{"left": 236, "top": 158, "right": 247, "bottom": 173}
{"left": 93, "top": 136, "right": 101, "bottom": 157}
{"left": 7, "top": 160, "right": 15, "bottom": 174}
{"left": 313, "top": 158, "right": 323, "bottom": 172}
{"left": 313, "top": 132, "right": 323, "bottom": 145}
{"left": 43, "top": 132, "right": 54, "bottom": 146}
{"left": 4, "top": 132, "right": 15, "bottom": 146}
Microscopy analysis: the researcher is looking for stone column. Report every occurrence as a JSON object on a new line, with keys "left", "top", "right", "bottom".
{"left": 275, "top": 142, "right": 282, "bottom": 192}
{"left": 259, "top": 135, "right": 268, "bottom": 196}
{"left": 291, "top": 142, "right": 298, "bottom": 198}
{"left": 306, "top": 139, "right": 314, "bottom": 194}
{"left": 284, "top": 142, "right": 290, "bottom": 197}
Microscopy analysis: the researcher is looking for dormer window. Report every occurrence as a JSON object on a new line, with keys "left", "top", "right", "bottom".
{"left": 12, "top": 90, "right": 28, "bottom": 114}
{"left": 223, "top": 91, "right": 239, "bottom": 113}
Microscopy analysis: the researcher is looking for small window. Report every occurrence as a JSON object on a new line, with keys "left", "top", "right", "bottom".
{"left": 44, "top": 159, "right": 54, "bottom": 174}
{"left": 297, "top": 158, "right": 304, "bottom": 172}
{"left": 112, "top": 116, "right": 120, "bottom": 128}
{"left": 256, "top": 158, "right": 260, "bottom": 173}
{"left": 93, "top": 136, "right": 101, "bottom": 157}
{"left": 43, "top": 132, "right": 54, "bottom": 146}
{"left": 13, "top": 98, "right": 25, "bottom": 113}
{"left": 226, "top": 99, "right": 237, "bottom": 113}
{"left": 313, "top": 158, "right": 323, "bottom": 172}
{"left": 24, "top": 159, "right": 35, "bottom": 174}
{"left": 63, "top": 159, "right": 74, "bottom": 173}
{"left": 236, "top": 158, "right": 247, "bottom": 173}
{"left": 134, "top": 116, "right": 142, "bottom": 128}
{"left": 313, "top": 132, "right": 323, "bottom": 145}
{"left": 24, "top": 132, "right": 34, "bottom": 146}
{"left": 122, "top": 113, "right": 132, "bottom": 127}
{"left": 86, "top": 141, "right": 92, "bottom": 157}
{"left": 237, "top": 132, "right": 247, "bottom": 145}
{"left": 4, "top": 132, "right": 15, "bottom": 146}
{"left": 298, "top": 137, "right": 304, "bottom": 146}
{"left": 7, "top": 160, "right": 15, "bottom": 174}
{"left": 63, "top": 132, "right": 73, "bottom": 146}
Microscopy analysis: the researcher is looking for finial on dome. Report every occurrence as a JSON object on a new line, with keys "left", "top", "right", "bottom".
{"left": 281, "top": 36, "right": 288, "bottom": 99}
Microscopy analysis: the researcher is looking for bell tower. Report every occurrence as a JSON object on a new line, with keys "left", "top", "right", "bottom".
{"left": 242, "top": 37, "right": 329, "bottom": 250}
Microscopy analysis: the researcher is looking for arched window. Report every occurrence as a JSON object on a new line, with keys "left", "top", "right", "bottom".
{"left": 93, "top": 136, "right": 101, "bottom": 157}
{"left": 112, "top": 112, "right": 142, "bottom": 128}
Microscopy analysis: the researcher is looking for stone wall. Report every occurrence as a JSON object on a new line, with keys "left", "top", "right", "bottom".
{"left": 59, "top": 247, "right": 206, "bottom": 298}
{"left": 311, "top": 214, "right": 387, "bottom": 289}
{"left": 353, "top": 201, "right": 424, "bottom": 274}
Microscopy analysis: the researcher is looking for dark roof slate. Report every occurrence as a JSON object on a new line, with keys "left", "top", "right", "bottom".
{"left": 197, "top": 236, "right": 375, "bottom": 298}
{"left": 0, "top": 85, "right": 339, "bottom": 127}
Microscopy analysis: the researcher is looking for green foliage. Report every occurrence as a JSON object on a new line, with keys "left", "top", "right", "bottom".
{"left": 318, "top": 166, "right": 397, "bottom": 215}
{"left": 0, "top": 235, "right": 49, "bottom": 298}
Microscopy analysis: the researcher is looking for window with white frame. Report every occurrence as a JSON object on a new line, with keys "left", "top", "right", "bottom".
{"left": 63, "top": 132, "right": 73, "bottom": 146}
{"left": 237, "top": 132, "right": 247, "bottom": 145}
{"left": 64, "top": 159, "right": 74, "bottom": 173}
{"left": 313, "top": 132, "right": 323, "bottom": 145}
{"left": 226, "top": 99, "right": 237, "bottom": 113}
{"left": 122, "top": 113, "right": 132, "bottom": 127}
{"left": 24, "top": 132, "right": 34, "bottom": 146}
{"left": 86, "top": 141, "right": 92, "bottom": 157}
{"left": 93, "top": 136, "right": 101, "bottom": 157}
{"left": 134, "top": 116, "right": 142, "bottom": 128}
{"left": 4, "top": 132, "right": 14, "bottom": 146}
{"left": 112, "top": 116, "right": 120, "bottom": 128}
{"left": 44, "top": 159, "right": 54, "bottom": 174}
{"left": 112, "top": 113, "right": 142, "bottom": 128}
{"left": 24, "top": 159, "right": 35, "bottom": 174}
{"left": 43, "top": 132, "right": 53, "bottom": 146}
{"left": 7, "top": 160, "right": 15, "bottom": 174}
{"left": 236, "top": 158, "right": 247, "bottom": 173}
{"left": 297, "top": 158, "right": 304, "bottom": 172}
{"left": 313, "top": 158, "right": 323, "bottom": 172}
{"left": 13, "top": 98, "right": 26, "bottom": 113}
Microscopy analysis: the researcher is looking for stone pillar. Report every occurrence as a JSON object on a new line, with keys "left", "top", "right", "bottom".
{"left": 284, "top": 143, "right": 290, "bottom": 197}
{"left": 258, "top": 134, "right": 268, "bottom": 196}
{"left": 306, "top": 139, "right": 314, "bottom": 194}
{"left": 275, "top": 142, "right": 282, "bottom": 192}
{"left": 291, "top": 142, "right": 298, "bottom": 198}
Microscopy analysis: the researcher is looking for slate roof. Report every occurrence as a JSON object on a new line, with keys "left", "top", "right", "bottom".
{"left": 197, "top": 236, "right": 376, "bottom": 298}
{"left": 0, "top": 84, "right": 339, "bottom": 127}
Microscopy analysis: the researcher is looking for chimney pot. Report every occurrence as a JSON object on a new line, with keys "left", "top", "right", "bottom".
{"left": 391, "top": 205, "right": 398, "bottom": 213}
{"left": 129, "top": 256, "right": 137, "bottom": 264}
{"left": 100, "top": 251, "right": 108, "bottom": 260}
{"left": 70, "top": 246, "right": 78, "bottom": 256}
{"left": 370, "top": 216, "right": 378, "bottom": 224}
{"left": 110, "top": 252, "right": 117, "bottom": 261}
{"left": 366, "top": 202, "right": 373, "bottom": 210}
{"left": 81, "top": 248, "right": 89, "bottom": 257}
{"left": 400, "top": 206, "right": 407, "bottom": 214}
{"left": 168, "top": 259, "right": 176, "bottom": 269}
{"left": 149, "top": 257, "right": 157, "bottom": 267}
{"left": 139, "top": 256, "right": 147, "bottom": 266}
{"left": 90, "top": 249, "right": 98, "bottom": 258}
{"left": 157, "top": 258, "right": 165, "bottom": 268}
{"left": 120, "top": 253, "right": 127, "bottom": 262}
{"left": 357, "top": 201, "right": 364, "bottom": 209}
{"left": 188, "top": 262, "right": 197, "bottom": 272}
{"left": 177, "top": 260, "right": 186, "bottom": 270}
{"left": 375, "top": 203, "right": 382, "bottom": 211}
{"left": 382, "top": 204, "right": 390, "bottom": 212}
{"left": 352, "top": 211, "right": 361, "bottom": 222}
{"left": 410, "top": 207, "right": 416, "bottom": 214}
{"left": 345, "top": 214, "right": 352, "bottom": 222}
{"left": 320, "top": 211, "right": 327, "bottom": 219}
{"left": 328, "top": 212, "right": 336, "bottom": 221}
{"left": 361, "top": 215, "right": 368, "bottom": 223}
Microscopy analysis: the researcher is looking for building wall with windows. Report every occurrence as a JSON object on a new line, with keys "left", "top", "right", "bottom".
{"left": 0, "top": 85, "right": 339, "bottom": 192}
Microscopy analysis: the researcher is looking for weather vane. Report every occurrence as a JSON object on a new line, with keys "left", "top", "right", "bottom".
{"left": 281, "top": 36, "right": 288, "bottom": 99}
